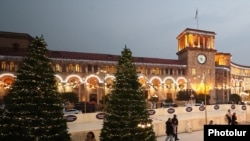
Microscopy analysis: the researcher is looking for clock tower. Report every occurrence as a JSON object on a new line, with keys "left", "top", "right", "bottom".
{"left": 176, "top": 28, "right": 217, "bottom": 97}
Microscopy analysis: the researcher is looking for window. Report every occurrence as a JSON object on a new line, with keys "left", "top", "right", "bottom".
{"left": 1, "top": 61, "right": 6, "bottom": 70}
{"left": 75, "top": 64, "right": 80, "bottom": 72}
{"left": 165, "top": 68, "right": 169, "bottom": 75}
{"left": 68, "top": 64, "right": 74, "bottom": 72}
{"left": 170, "top": 68, "right": 173, "bottom": 75}
{"left": 87, "top": 64, "right": 92, "bottom": 73}
{"left": 151, "top": 68, "right": 155, "bottom": 75}
{"left": 82, "top": 65, "right": 86, "bottom": 73}
{"left": 182, "top": 69, "right": 186, "bottom": 75}
{"left": 94, "top": 65, "right": 98, "bottom": 73}
{"left": 9, "top": 62, "right": 15, "bottom": 71}
{"left": 191, "top": 68, "right": 196, "bottom": 75}
{"left": 141, "top": 67, "right": 146, "bottom": 74}
{"left": 136, "top": 67, "right": 141, "bottom": 73}
{"left": 178, "top": 69, "right": 181, "bottom": 75}
{"left": 56, "top": 64, "right": 61, "bottom": 72}
{"left": 110, "top": 66, "right": 116, "bottom": 74}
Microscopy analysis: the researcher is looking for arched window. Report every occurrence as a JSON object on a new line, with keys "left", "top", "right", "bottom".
{"left": 75, "top": 64, "right": 80, "bottom": 72}
{"left": 55, "top": 64, "right": 61, "bottom": 72}
{"left": 1, "top": 61, "right": 6, "bottom": 70}
{"left": 68, "top": 64, "right": 74, "bottom": 72}
{"left": 9, "top": 62, "right": 15, "bottom": 71}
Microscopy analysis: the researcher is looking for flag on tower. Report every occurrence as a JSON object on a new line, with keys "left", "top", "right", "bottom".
{"left": 195, "top": 9, "right": 198, "bottom": 19}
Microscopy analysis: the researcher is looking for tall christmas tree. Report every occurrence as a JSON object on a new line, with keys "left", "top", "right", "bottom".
{"left": 0, "top": 36, "right": 71, "bottom": 141}
{"left": 100, "top": 46, "right": 156, "bottom": 141}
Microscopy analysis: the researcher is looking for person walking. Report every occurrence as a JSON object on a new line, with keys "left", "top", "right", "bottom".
{"left": 85, "top": 131, "right": 96, "bottom": 141}
{"left": 172, "top": 114, "right": 179, "bottom": 140}
{"left": 165, "top": 118, "right": 174, "bottom": 141}
{"left": 226, "top": 109, "right": 232, "bottom": 125}
{"left": 209, "top": 120, "right": 213, "bottom": 125}
{"left": 231, "top": 112, "right": 238, "bottom": 125}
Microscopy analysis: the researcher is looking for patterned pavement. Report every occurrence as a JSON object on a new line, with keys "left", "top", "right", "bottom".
{"left": 157, "top": 130, "right": 203, "bottom": 141}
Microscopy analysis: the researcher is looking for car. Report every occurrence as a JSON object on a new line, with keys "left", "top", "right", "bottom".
{"left": 195, "top": 103, "right": 203, "bottom": 106}
{"left": 161, "top": 102, "right": 178, "bottom": 108}
{"left": 63, "top": 109, "right": 82, "bottom": 115}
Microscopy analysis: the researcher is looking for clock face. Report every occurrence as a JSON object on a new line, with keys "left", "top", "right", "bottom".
{"left": 197, "top": 54, "right": 206, "bottom": 64}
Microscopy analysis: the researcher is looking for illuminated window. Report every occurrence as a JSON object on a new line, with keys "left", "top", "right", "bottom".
{"left": 141, "top": 67, "right": 146, "bottom": 74}
{"left": 192, "top": 68, "right": 196, "bottom": 75}
{"left": 75, "top": 64, "right": 80, "bottom": 72}
{"left": 68, "top": 64, "right": 74, "bottom": 72}
{"left": 110, "top": 66, "right": 116, "bottom": 73}
{"left": 151, "top": 68, "right": 155, "bottom": 75}
{"left": 9, "top": 62, "right": 15, "bottom": 71}
{"left": 136, "top": 67, "right": 141, "bottom": 73}
{"left": 55, "top": 64, "right": 61, "bottom": 72}
{"left": 1, "top": 61, "right": 6, "bottom": 70}
{"left": 155, "top": 68, "right": 160, "bottom": 75}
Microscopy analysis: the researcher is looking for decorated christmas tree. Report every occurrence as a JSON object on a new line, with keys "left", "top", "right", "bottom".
{"left": 100, "top": 46, "right": 156, "bottom": 141}
{"left": 0, "top": 36, "right": 71, "bottom": 141}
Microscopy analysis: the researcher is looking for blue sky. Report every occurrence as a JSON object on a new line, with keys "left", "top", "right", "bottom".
{"left": 1, "top": 0, "right": 250, "bottom": 65}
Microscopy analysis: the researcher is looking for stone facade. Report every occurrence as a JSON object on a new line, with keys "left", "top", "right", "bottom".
{"left": 1, "top": 28, "right": 250, "bottom": 106}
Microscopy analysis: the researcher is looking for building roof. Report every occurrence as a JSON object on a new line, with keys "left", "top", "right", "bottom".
{"left": 0, "top": 46, "right": 182, "bottom": 65}
{"left": 48, "top": 50, "right": 182, "bottom": 65}
{"left": 0, "top": 31, "right": 33, "bottom": 40}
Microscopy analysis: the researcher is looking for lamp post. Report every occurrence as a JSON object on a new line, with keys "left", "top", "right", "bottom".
{"left": 204, "top": 72, "right": 208, "bottom": 124}
{"left": 152, "top": 94, "right": 158, "bottom": 109}
{"left": 84, "top": 84, "right": 87, "bottom": 114}
{"left": 174, "top": 83, "right": 177, "bottom": 101}
{"left": 78, "top": 83, "right": 81, "bottom": 102}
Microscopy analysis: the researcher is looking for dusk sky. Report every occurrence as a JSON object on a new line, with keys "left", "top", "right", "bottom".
{"left": 1, "top": 0, "right": 250, "bottom": 65}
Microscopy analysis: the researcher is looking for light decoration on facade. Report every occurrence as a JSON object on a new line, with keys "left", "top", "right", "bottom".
{"left": 190, "top": 74, "right": 205, "bottom": 93}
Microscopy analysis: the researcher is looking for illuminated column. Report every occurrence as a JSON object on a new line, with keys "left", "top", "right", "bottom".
{"left": 210, "top": 37, "right": 214, "bottom": 49}
{"left": 203, "top": 36, "right": 205, "bottom": 48}
{"left": 198, "top": 35, "right": 200, "bottom": 47}
{"left": 185, "top": 34, "right": 188, "bottom": 47}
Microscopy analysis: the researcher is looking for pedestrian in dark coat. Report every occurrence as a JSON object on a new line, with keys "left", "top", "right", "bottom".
{"left": 231, "top": 112, "right": 238, "bottom": 125}
{"left": 226, "top": 109, "right": 232, "bottom": 125}
{"left": 165, "top": 118, "right": 174, "bottom": 141}
{"left": 172, "top": 114, "right": 179, "bottom": 140}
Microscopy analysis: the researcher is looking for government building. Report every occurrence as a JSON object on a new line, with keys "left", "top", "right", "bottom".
{"left": 1, "top": 28, "right": 250, "bottom": 107}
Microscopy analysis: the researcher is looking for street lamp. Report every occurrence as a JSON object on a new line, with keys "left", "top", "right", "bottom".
{"left": 204, "top": 72, "right": 208, "bottom": 124}
{"left": 174, "top": 82, "right": 177, "bottom": 101}
{"left": 78, "top": 83, "right": 81, "bottom": 102}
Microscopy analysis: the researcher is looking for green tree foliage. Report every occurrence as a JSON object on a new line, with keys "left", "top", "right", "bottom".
{"left": 60, "top": 92, "right": 78, "bottom": 103}
{"left": 100, "top": 46, "right": 156, "bottom": 141}
{"left": 196, "top": 94, "right": 210, "bottom": 104}
{"left": 0, "top": 36, "right": 71, "bottom": 141}
{"left": 229, "top": 94, "right": 241, "bottom": 104}
{"left": 176, "top": 89, "right": 197, "bottom": 101}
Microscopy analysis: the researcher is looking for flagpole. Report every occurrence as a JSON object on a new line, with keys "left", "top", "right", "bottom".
{"left": 195, "top": 9, "right": 199, "bottom": 29}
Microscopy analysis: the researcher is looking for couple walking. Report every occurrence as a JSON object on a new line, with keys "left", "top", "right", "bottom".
{"left": 226, "top": 109, "right": 238, "bottom": 125}
{"left": 165, "top": 114, "right": 180, "bottom": 141}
